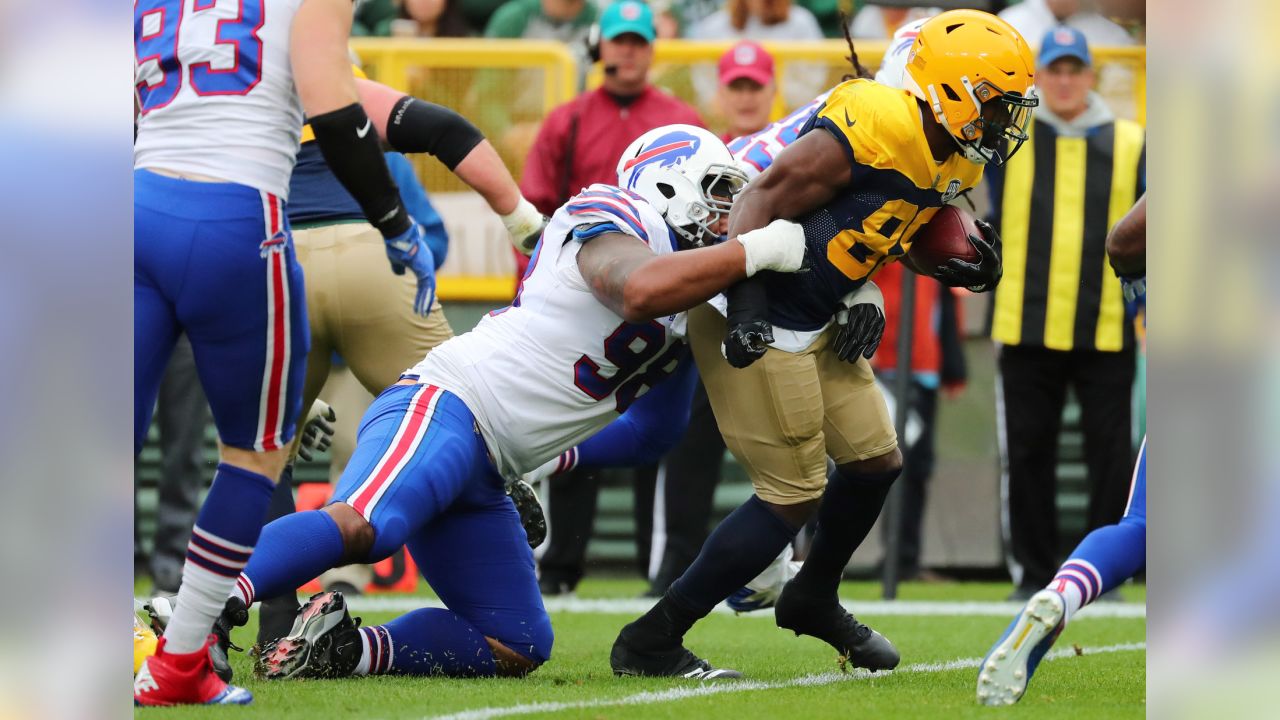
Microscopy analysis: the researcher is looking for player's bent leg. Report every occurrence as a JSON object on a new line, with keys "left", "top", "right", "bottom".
{"left": 232, "top": 385, "right": 484, "bottom": 611}
{"left": 976, "top": 439, "right": 1146, "bottom": 705}
{"left": 775, "top": 450, "right": 903, "bottom": 672}
{"left": 406, "top": 471, "right": 555, "bottom": 676}
{"left": 613, "top": 306, "right": 831, "bottom": 679}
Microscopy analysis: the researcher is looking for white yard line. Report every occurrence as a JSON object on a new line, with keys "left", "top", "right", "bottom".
{"left": 342, "top": 595, "right": 1146, "bottom": 619}
{"left": 424, "top": 642, "right": 1147, "bottom": 720}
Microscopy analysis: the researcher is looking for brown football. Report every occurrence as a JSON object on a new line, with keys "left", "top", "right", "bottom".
{"left": 909, "top": 205, "right": 981, "bottom": 276}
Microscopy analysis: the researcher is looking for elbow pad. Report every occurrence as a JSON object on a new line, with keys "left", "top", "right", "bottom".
{"left": 308, "top": 102, "right": 411, "bottom": 238}
{"left": 385, "top": 96, "right": 485, "bottom": 170}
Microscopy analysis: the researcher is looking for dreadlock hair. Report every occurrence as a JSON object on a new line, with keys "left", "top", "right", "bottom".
{"left": 839, "top": 12, "right": 873, "bottom": 81}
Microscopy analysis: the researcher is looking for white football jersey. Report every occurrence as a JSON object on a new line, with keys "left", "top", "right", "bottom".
{"left": 412, "top": 184, "right": 688, "bottom": 480}
{"left": 134, "top": 0, "right": 305, "bottom": 199}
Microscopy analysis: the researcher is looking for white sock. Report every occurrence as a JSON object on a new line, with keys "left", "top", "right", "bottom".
{"left": 1049, "top": 559, "right": 1103, "bottom": 625}
{"left": 162, "top": 528, "right": 252, "bottom": 654}
{"left": 354, "top": 626, "right": 393, "bottom": 676}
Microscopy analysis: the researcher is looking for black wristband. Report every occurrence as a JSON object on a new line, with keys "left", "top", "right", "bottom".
{"left": 308, "top": 102, "right": 411, "bottom": 238}
{"left": 725, "top": 276, "right": 771, "bottom": 327}
{"left": 385, "top": 96, "right": 485, "bottom": 170}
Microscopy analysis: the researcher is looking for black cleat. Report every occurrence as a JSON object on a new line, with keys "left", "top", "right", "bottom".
{"left": 254, "top": 591, "right": 363, "bottom": 680}
{"left": 610, "top": 624, "right": 743, "bottom": 679}
{"left": 144, "top": 594, "right": 247, "bottom": 683}
{"left": 773, "top": 581, "right": 900, "bottom": 671}
{"left": 506, "top": 479, "right": 547, "bottom": 549}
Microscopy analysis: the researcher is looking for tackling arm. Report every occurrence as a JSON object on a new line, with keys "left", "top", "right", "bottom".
{"left": 576, "top": 232, "right": 752, "bottom": 323}
{"left": 575, "top": 218, "right": 805, "bottom": 324}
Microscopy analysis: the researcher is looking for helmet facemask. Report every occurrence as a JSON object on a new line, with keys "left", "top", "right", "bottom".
{"left": 661, "top": 162, "right": 749, "bottom": 249}
{"left": 931, "top": 78, "right": 1038, "bottom": 166}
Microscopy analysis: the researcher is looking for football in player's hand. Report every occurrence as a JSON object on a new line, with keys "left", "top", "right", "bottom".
{"left": 909, "top": 205, "right": 982, "bottom": 276}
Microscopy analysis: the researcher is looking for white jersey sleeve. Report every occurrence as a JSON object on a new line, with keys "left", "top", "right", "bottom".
{"left": 727, "top": 91, "right": 830, "bottom": 181}
{"left": 134, "top": 0, "right": 305, "bottom": 199}
{"left": 410, "top": 185, "right": 688, "bottom": 480}
{"left": 874, "top": 17, "right": 930, "bottom": 88}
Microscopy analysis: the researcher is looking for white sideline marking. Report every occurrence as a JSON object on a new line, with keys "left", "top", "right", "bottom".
{"left": 343, "top": 595, "right": 1146, "bottom": 619}
{"left": 424, "top": 642, "right": 1146, "bottom": 720}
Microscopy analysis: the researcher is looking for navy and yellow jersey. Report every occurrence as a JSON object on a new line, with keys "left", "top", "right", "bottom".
{"left": 762, "top": 79, "right": 984, "bottom": 331}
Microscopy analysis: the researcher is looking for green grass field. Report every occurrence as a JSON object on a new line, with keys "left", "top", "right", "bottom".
{"left": 135, "top": 578, "right": 1145, "bottom": 719}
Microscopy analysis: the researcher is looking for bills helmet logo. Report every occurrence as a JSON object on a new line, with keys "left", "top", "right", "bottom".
{"left": 622, "top": 130, "right": 702, "bottom": 189}
{"left": 260, "top": 230, "right": 289, "bottom": 258}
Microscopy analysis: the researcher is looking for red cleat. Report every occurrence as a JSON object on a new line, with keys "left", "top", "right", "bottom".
{"left": 134, "top": 636, "right": 253, "bottom": 707}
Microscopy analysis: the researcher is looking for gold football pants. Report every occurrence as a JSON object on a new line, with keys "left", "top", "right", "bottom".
{"left": 687, "top": 303, "right": 898, "bottom": 505}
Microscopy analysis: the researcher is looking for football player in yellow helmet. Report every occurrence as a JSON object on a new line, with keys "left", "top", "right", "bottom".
{"left": 903, "top": 9, "right": 1039, "bottom": 166}
{"left": 611, "top": 10, "right": 1037, "bottom": 677}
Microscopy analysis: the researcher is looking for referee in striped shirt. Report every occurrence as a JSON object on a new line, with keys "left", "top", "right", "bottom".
{"left": 985, "top": 26, "right": 1145, "bottom": 600}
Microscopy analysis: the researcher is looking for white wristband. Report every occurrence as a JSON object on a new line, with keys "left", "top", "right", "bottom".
{"left": 501, "top": 197, "right": 544, "bottom": 256}
{"left": 737, "top": 219, "right": 807, "bottom": 277}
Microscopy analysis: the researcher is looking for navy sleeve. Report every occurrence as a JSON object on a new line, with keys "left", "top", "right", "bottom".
{"left": 575, "top": 352, "right": 698, "bottom": 467}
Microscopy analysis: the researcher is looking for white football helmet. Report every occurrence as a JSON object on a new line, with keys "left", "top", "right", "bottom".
{"left": 616, "top": 124, "right": 749, "bottom": 248}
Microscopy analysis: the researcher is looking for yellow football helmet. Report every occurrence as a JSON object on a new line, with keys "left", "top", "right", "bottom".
{"left": 903, "top": 10, "right": 1038, "bottom": 165}
{"left": 134, "top": 613, "right": 158, "bottom": 675}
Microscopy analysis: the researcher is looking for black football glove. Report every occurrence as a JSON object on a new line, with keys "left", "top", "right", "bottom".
{"left": 833, "top": 302, "right": 885, "bottom": 363}
{"left": 932, "top": 218, "right": 1003, "bottom": 293}
{"left": 724, "top": 319, "right": 774, "bottom": 369}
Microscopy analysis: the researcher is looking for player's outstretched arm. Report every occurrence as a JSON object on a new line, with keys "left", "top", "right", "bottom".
{"left": 577, "top": 225, "right": 805, "bottom": 323}
{"left": 1107, "top": 193, "right": 1146, "bottom": 278}
{"left": 291, "top": 0, "right": 435, "bottom": 316}
{"left": 356, "top": 78, "right": 543, "bottom": 254}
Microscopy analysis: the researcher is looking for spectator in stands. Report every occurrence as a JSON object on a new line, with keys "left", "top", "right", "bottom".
{"left": 134, "top": 338, "right": 210, "bottom": 595}
{"left": 716, "top": 40, "right": 777, "bottom": 141}
{"left": 354, "top": 0, "right": 399, "bottom": 36}
{"left": 998, "top": 0, "right": 1134, "bottom": 49}
{"left": 485, "top": 0, "right": 597, "bottom": 48}
{"left": 689, "top": 0, "right": 824, "bottom": 108}
{"left": 479, "top": 0, "right": 600, "bottom": 153}
{"left": 389, "top": 0, "right": 475, "bottom": 37}
{"left": 519, "top": 0, "right": 703, "bottom": 596}
{"left": 985, "top": 27, "right": 1145, "bottom": 600}
{"left": 871, "top": 263, "right": 966, "bottom": 583}
{"left": 849, "top": 4, "right": 939, "bottom": 39}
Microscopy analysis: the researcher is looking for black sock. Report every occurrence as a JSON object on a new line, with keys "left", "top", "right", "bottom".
{"left": 628, "top": 496, "right": 798, "bottom": 648}
{"left": 790, "top": 466, "right": 901, "bottom": 598}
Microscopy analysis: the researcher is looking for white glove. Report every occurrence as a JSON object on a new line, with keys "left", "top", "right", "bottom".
{"left": 501, "top": 197, "right": 546, "bottom": 256}
{"left": 736, "top": 219, "right": 807, "bottom": 276}
{"left": 297, "top": 399, "right": 337, "bottom": 462}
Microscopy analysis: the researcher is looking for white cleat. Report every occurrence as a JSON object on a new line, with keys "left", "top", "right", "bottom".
{"left": 975, "top": 589, "right": 1066, "bottom": 706}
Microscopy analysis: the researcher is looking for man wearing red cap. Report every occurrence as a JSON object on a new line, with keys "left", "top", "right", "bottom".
{"left": 716, "top": 41, "right": 777, "bottom": 143}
